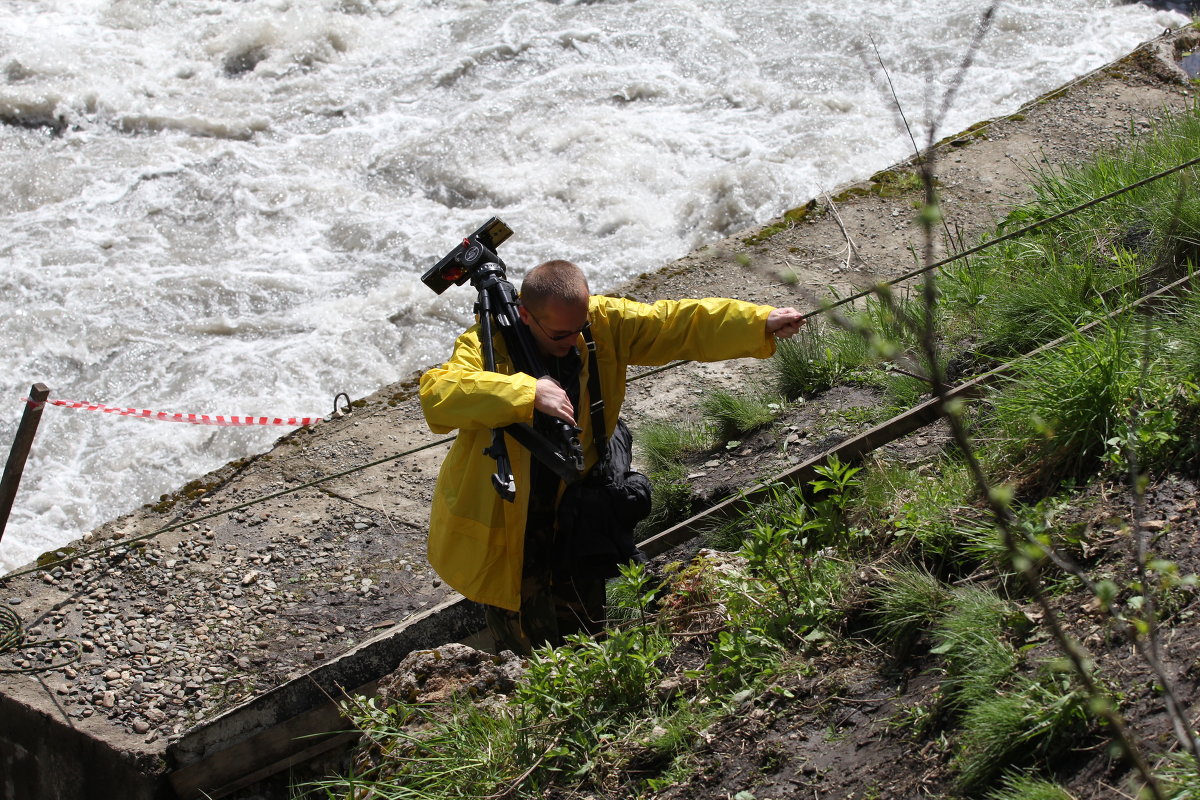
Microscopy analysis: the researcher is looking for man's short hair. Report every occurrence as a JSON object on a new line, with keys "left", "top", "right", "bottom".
{"left": 521, "top": 260, "right": 590, "bottom": 311}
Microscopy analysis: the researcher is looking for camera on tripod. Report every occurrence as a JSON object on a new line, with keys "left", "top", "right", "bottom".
{"left": 422, "top": 217, "right": 584, "bottom": 501}
{"left": 421, "top": 218, "right": 513, "bottom": 295}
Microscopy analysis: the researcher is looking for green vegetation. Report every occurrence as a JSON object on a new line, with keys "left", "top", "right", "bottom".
{"left": 635, "top": 418, "right": 714, "bottom": 473}
{"left": 698, "top": 388, "right": 782, "bottom": 441}
{"left": 304, "top": 94, "right": 1200, "bottom": 800}
{"left": 985, "top": 771, "right": 1078, "bottom": 800}
{"left": 769, "top": 319, "right": 874, "bottom": 398}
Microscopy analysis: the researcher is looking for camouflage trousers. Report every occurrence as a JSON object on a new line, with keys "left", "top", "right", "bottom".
{"left": 484, "top": 571, "right": 605, "bottom": 657}
{"left": 484, "top": 469, "right": 606, "bottom": 656}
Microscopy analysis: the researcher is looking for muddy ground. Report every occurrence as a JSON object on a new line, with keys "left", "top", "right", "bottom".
{"left": 630, "top": 474, "right": 1200, "bottom": 800}
{"left": 2, "top": 24, "right": 1200, "bottom": 795}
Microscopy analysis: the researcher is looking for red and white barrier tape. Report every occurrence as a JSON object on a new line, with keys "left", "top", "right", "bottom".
{"left": 25, "top": 397, "right": 321, "bottom": 427}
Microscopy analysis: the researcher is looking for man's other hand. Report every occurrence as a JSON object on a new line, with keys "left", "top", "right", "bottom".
{"left": 767, "top": 307, "right": 806, "bottom": 339}
{"left": 535, "top": 377, "right": 576, "bottom": 424}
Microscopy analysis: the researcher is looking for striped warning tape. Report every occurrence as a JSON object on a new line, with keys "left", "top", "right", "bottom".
{"left": 26, "top": 397, "right": 321, "bottom": 427}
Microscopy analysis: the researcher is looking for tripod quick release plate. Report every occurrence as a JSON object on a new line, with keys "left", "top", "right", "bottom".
{"left": 421, "top": 217, "right": 514, "bottom": 295}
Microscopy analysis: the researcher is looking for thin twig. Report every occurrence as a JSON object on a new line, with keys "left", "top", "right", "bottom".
{"left": 821, "top": 190, "right": 865, "bottom": 272}
{"left": 869, "top": 4, "right": 1167, "bottom": 794}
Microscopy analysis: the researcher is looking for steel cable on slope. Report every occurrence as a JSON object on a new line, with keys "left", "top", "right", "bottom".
{"left": 628, "top": 151, "right": 1200, "bottom": 384}
{"left": 0, "top": 603, "right": 82, "bottom": 674}
{"left": 4, "top": 151, "right": 1198, "bottom": 596}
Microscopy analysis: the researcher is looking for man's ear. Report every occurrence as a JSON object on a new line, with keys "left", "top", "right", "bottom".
{"left": 517, "top": 304, "right": 531, "bottom": 325}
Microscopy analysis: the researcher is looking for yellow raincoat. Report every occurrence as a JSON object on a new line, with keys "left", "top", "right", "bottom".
{"left": 419, "top": 295, "right": 777, "bottom": 611}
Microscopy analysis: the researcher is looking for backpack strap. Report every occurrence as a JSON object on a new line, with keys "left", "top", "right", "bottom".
{"left": 580, "top": 325, "right": 609, "bottom": 468}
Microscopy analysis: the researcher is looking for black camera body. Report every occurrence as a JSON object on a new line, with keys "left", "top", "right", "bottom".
{"left": 421, "top": 217, "right": 513, "bottom": 295}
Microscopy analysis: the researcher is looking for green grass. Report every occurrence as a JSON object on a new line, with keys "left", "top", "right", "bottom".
{"left": 770, "top": 320, "right": 873, "bottom": 398}
{"left": 635, "top": 418, "right": 715, "bottom": 473}
{"left": 854, "top": 458, "right": 981, "bottom": 567}
{"left": 699, "top": 388, "right": 782, "bottom": 441}
{"left": 869, "top": 563, "right": 952, "bottom": 654}
{"left": 987, "top": 315, "right": 1144, "bottom": 483}
{"left": 932, "top": 585, "right": 1024, "bottom": 710}
{"left": 952, "top": 676, "right": 1089, "bottom": 794}
{"left": 986, "top": 772, "right": 1078, "bottom": 800}
{"left": 1155, "top": 751, "right": 1200, "bottom": 799}
{"left": 639, "top": 463, "right": 697, "bottom": 535}
{"left": 941, "top": 104, "right": 1200, "bottom": 360}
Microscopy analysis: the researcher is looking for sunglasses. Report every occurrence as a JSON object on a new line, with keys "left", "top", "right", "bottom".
{"left": 526, "top": 310, "right": 590, "bottom": 342}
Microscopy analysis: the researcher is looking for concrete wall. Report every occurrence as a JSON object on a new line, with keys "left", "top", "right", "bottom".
{"left": 0, "top": 690, "right": 171, "bottom": 800}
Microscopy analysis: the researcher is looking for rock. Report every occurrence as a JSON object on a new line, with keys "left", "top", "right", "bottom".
{"left": 377, "top": 644, "right": 526, "bottom": 707}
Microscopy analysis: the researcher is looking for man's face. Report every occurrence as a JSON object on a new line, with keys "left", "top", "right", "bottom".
{"left": 519, "top": 297, "right": 589, "bottom": 358}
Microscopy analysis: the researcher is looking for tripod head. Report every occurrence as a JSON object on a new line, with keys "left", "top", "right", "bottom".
{"left": 421, "top": 218, "right": 512, "bottom": 295}
{"left": 423, "top": 218, "right": 585, "bottom": 500}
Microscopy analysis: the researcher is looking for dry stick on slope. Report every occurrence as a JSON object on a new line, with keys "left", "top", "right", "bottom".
{"left": 858, "top": 4, "right": 1167, "bottom": 797}
{"left": 1121, "top": 179, "right": 1200, "bottom": 766}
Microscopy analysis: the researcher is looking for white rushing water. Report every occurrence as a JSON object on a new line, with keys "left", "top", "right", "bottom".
{"left": 0, "top": 0, "right": 1186, "bottom": 571}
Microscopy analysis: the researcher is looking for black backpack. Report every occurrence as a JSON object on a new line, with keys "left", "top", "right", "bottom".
{"left": 555, "top": 418, "right": 652, "bottom": 580}
{"left": 554, "top": 328, "right": 652, "bottom": 581}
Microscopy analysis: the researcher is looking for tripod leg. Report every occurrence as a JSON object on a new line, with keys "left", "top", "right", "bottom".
{"left": 484, "top": 430, "right": 516, "bottom": 501}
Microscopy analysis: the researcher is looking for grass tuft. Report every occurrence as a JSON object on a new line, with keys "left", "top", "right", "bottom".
{"left": 869, "top": 564, "right": 952, "bottom": 654}
{"left": 771, "top": 320, "right": 873, "bottom": 398}
{"left": 952, "top": 676, "right": 1090, "bottom": 794}
{"left": 699, "top": 388, "right": 782, "bottom": 441}
{"left": 635, "top": 418, "right": 715, "bottom": 473}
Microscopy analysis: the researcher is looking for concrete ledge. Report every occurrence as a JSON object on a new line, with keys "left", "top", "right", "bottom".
{"left": 0, "top": 687, "right": 170, "bottom": 800}
{"left": 166, "top": 596, "right": 484, "bottom": 799}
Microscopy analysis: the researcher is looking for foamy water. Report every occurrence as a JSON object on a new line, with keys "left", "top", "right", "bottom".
{"left": 0, "top": 0, "right": 1186, "bottom": 571}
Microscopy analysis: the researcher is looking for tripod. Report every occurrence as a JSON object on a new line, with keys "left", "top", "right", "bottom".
{"left": 423, "top": 219, "right": 584, "bottom": 501}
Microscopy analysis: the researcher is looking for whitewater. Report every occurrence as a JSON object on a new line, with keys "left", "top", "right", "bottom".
{"left": 0, "top": 0, "right": 1187, "bottom": 572}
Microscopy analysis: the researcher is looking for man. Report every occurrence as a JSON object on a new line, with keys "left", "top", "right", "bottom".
{"left": 419, "top": 259, "right": 805, "bottom": 655}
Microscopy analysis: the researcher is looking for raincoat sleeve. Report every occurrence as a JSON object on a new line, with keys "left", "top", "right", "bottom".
{"left": 595, "top": 296, "right": 777, "bottom": 366}
{"left": 419, "top": 325, "right": 538, "bottom": 434}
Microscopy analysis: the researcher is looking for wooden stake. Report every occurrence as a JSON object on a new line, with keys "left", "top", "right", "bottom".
{"left": 0, "top": 383, "right": 50, "bottom": 546}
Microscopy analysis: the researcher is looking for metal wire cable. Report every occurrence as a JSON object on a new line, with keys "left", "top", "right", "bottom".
{"left": 626, "top": 151, "right": 1200, "bottom": 383}
{"left": 0, "top": 603, "right": 82, "bottom": 674}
